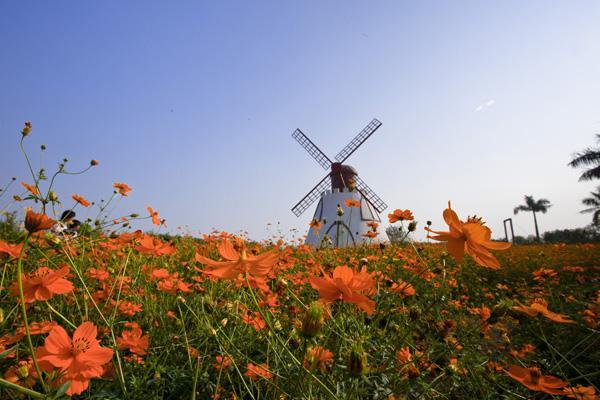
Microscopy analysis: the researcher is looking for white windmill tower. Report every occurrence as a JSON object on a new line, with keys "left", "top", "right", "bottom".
{"left": 291, "top": 118, "right": 388, "bottom": 248}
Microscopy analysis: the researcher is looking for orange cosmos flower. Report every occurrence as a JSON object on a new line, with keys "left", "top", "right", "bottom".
{"left": 388, "top": 209, "right": 414, "bottom": 223}
{"left": 11, "top": 265, "right": 73, "bottom": 303}
{"left": 345, "top": 199, "right": 361, "bottom": 208}
{"left": 135, "top": 235, "right": 176, "bottom": 257}
{"left": 36, "top": 322, "right": 114, "bottom": 396}
{"left": 505, "top": 365, "right": 567, "bottom": 395}
{"left": 213, "top": 355, "right": 233, "bottom": 371}
{"left": 147, "top": 206, "right": 161, "bottom": 226}
{"left": 24, "top": 209, "right": 56, "bottom": 233}
{"left": 113, "top": 182, "right": 132, "bottom": 196}
{"left": 0, "top": 240, "right": 23, "bottom": 258}
{"left": 304, "top": 346, "right": 333, "bottom": 372}
{"left": 117, "top": 327, "right": 149, "bottom": 355}
{"left": 390, "top": 280, "right": 416, "bottom": 298}
{"left": 244, "top": 363, "right": 273, "bottom": 380}
{"left": 512, "top": 298, "right": 574, "bottom": 324}
{"left": 363, "top": 230, "right": 379, "bottom": 238}
{"left": 195, "top": 239, "right": 278, "bottom": 280}
{"left": 309, "top": 219, "right": 322, "bottom": 230}
{"left": 21, "top": 181, "right": 39, "bottom": 196}
{"left": 564, "top": 385, "right": 599, "bottom": 399}
{"left": 425, "top": 201, "right": 511, "bottom": 269}
{"left": 72, "top": 194, "right": 91, "bottom": 207}
{"left": 309, "top": 265, "right": 376, "bottom": 314}
{"left": 366, "top": 221, "right": 379, "bottom": 230}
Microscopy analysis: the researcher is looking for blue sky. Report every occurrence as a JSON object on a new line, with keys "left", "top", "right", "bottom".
{"left": 1, "top": 1, "right": 600, "bottom": 241}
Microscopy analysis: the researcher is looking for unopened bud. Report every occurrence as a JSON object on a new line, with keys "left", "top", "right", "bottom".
{"left": 22, "top": 121, "right": 32, "bottom": 136}
{"left": 408, "top": 221, "right": 417, "bottom": 232}
{"left": 336, "top": 204, "right": 344, "bottom": 217}
{"left": 90, "top": 159, "right": 99, "bottom": 166}
{"left": 41, "top": 144, "right": 46, "bottom": 151}
{"left": 301, "top": 302, "right": 324, "bottom": 338}
{"left": 48, "top": 191, "right": 58, "bottom": 202}
{"left": 347, "top": 344, "right": 369, "bottom": 377}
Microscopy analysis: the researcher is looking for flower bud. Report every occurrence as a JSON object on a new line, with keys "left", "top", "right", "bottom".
{"left": 48, "top": 190, "right": 58, "bottom": 202}
{"left": 336, "top": 204, "right": 344, "bottom": 217}
{"left": 22, "top": 121, "right": 32, "bottom": 136}
{"left": 41, "top": 144, "right": 46, "bottom": 151}
{"left": 90, "top": 159, "right": 99, "bottom": 166}
{"left": 408, "top": 221, "right": 417, "bottom": 232}
{"left": 347, "top": 344, "right": 369, "bottom": 377}
{"left": 17, "top": 364, "right": 29, "bottom": 379}
{"left": 301, "top": 302, "right": 324, "bottom": 338}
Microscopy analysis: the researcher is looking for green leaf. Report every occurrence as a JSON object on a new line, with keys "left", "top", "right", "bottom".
{"left": 52, "top": 381, "right": 70, "bottom": 399}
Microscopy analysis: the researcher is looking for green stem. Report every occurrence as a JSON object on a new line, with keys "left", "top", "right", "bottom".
{"left": 16, "top": 234, "right": 47, "bottom": 392}
{"left": 0, "top": 377, "right": 46, "bottom": 399}
{"left": 45, "top": 301, "right": 77, "bottom": 329}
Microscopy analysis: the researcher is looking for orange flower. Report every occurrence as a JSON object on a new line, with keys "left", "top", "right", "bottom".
{"left": 309, "top": 219, "right": 322, "bottom": 230}
{"left": 362, "top": 230, "right": 378, "bottom": 238}
{"left": 135, "top": 235, "right": 176, "bottom": 257}
{"left": 118, "top": 301, "right": 143, "bottom": 317}
{"left": 24, "top": 209, "right": 56, "bottom": 233}
{"left": 390, "top": 280, "right": 415, "bottom": 298}
{"left": 425, "top": 202, "right": 511, "bottom": 269}
{"left": 11, "top": 265, "right": 73, "bottom": 303}
{"left": 195, "top": 239, "right": 278, "bottom": 280}
{"left": 564, "top": 384, "right": 599, "bottom": 399}
{"left": 117, "top": 327, "right": 149, "bottom": 355}
{"left": 505, "top": 365, "right": 567, "bottom": 395}
{"left": 213, "top": 355, "right": 233, "bottom": 371}
{"left": 21, "top": 181, "right": 39, "bottom": 196}
{"left": 0, "top": 240, "right": 23, "bottom": 258}
{"left": 36, "top": 322, "right": 114, "bottom": 396}
{"left": 113, "top": 182, "right": 132, "bottom": 196}
{"left": 244, "top": 363, "right": 273, "bottom": 380}
{"left": 345, "top": 199, "right": 361, "bottom": 208}
{"left": 72, "top": 194, "right": 91, "bottom": 207}
{"left": 366, "top": 221, "right": 379, "bottom": 230}
{"left": 304, "top": 346, "right": 333, "bottom": 372}
{"left": 147, "top": 206, "right": 161, "bottom": 226}
{"left": 309, "top": 265, "right": 376, "bottom": 314}
{"left": 512, "top": 298, "right": 574, "bottom": 324}
{"left": 388, "top": 209, "right": 414, "bottom": 223}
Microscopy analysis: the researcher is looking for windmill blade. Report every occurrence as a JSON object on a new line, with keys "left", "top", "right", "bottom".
{"left": 292, "top": 129, "right": 332, "bottom": 170}
{"left": 335, "top": 118, "right": 382, "bottom": 163}
{"left": 353, "top": 175, "right": 388, "bottom": 214}
{"left": 291, "top": 174, "right": 332, "bottom": 217}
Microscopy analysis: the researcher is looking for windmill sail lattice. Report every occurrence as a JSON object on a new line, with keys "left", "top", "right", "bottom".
{"left": 335, "top": 118, "right": 382, "bottom": 163}
{"left": 353, "top": 175, "right": 388, "bottom": 214}
{"left": 291, "top": 174, "right": 331, "bottom": 217}
{"left": 292, "top": 129, "right": 332, "bottom": 170}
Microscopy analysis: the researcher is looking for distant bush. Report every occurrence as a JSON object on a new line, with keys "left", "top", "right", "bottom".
{"left": 0, "top": 211, "right": 24, "bottom": 242}
{"left": 543, "top": 226, "right": 600, "bottom": 244}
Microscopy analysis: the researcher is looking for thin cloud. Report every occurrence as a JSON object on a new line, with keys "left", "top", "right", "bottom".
{"left": 475, "top": 99, "right": 495, "bottom": 111}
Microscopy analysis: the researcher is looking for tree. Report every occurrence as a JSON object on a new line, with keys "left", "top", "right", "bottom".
{"left": 569, "top": 134, "right": 600, "bottom": 181}
{"left": 580, "top": 186, "right": 600, "bottom": 226}
{"left": 513, "top": 195, "right": 552, "bottom": 242}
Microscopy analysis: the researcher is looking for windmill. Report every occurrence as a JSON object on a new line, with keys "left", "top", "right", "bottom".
{"left": 291, "top": 118, "right": 388, "bottom": 248}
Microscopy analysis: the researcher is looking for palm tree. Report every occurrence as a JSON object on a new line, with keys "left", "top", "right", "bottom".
{"left": 581, "top": 187, "right": 600, "bottom": 226}
{"left": 513, "top": 195, "right": 552, "bottom": 241}
{"left": 569, "top": 134, "right": 600, "bottom": 181}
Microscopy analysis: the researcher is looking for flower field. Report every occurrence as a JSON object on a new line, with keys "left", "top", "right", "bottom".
{"left": 1, "top": 125, "right": 599, "bottom": 399}
{"left": 1, "top": 217, "right": 599, "bottom": 399}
